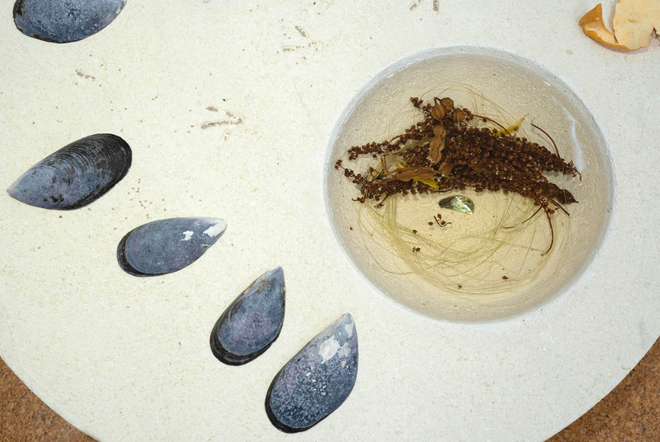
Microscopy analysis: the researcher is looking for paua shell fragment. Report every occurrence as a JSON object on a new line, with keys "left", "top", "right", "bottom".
{"left": 210, "top": 267, "right": 285, "bottom": 366}
{"left": 439, "top": 195, "right": 474, "bottom": 214}
{"left": 117, "top": 217, "right": 226, "bottom": 277}
{"left": 266, "top": 314, "right": 358, "bottom": 433}
{"left": 13, "top": 0, "right": 126, "bottom": 43}
{"left": 7, "top": 134, "right": 131, "bottom": 210}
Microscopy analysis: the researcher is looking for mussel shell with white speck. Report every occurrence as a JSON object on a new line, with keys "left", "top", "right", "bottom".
{"left": 210, "top": 267, "right": 285, "bottom": 366}
{"left": 7, "top": 134, "right": 132, "bottom": 210}
{"left": 117, "top": 217, "right": 227, "bottom": 277}
{"left": 13, "top": 0, "right": 126, "bottom": 43}
{"left": 266, "top": 313, "right": 358, "bottom": 433}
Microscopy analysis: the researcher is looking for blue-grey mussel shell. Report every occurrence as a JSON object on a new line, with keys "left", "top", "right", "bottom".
{"left": 7, "top": 134, "right": 131, "bottom": 210}
{"left": 117, "top": 217, "right": 227, "bottom": 277}
{"left": 210, "top": 267, "right": 286, "bottom": 366}
{"left": 13, "top": 0, "right": 126, "bottom": 43}
{"left": 266, "top": 314, "right": 358, "bottom": 433}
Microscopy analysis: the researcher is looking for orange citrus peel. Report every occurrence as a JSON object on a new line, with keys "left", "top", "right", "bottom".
{"left": 579, "top": 1, "right": 660, "bottom": 50}
{"left": 579, "top": 4, "right": 630, "bottom": 49}
{"left": 613, "top": 0, "right": 660, "bottom": 50}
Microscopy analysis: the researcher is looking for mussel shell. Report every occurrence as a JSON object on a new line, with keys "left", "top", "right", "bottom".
{"left": 438, "top": 195, "right": 474, "bottom": 214}
{"left": 7, "top": 134, "right": 132, "bottom": 210}
{"left": 266, "top": 314, "right": 358, "bottom": 433}
{"left": 210, "top": 267, "right": 286, "bottom": 366}
{"left": 13, "top": 0, "right": 126, "bottom": 43}
{"left": 117, "top": 217, "right": 227, "bottom": 277}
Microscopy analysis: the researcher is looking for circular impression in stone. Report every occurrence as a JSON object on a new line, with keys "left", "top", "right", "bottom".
{"left": 324, "top": 46, "right": 613, "bottom": 322}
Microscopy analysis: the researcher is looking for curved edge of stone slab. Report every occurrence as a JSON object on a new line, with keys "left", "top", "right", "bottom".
{"left": 265, "top": 313, "right": 358, "bottom": 433}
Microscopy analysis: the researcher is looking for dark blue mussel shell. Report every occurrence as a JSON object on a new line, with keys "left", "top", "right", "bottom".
{"left": 117, "top": 217, "right": 227, "bottom": 277}
{"left": 13, "top": 0, "right": 126, "bottom": 43}
{"left": 266, "top": 314, "right": 358, "bottom": 433}
{"left": 7, "top": 133, "right": 131, "bottom": 210}
{"left": 210, "top": 267, "right": 286, "bottom": 366}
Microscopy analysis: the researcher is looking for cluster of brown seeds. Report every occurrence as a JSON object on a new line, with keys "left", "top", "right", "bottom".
{"left": 335, "top": 96, "right": 581, "bottom": 251}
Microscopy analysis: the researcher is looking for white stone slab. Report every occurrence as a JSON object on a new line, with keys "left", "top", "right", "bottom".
{"left": 1, "top": 1, "right": 658, "bottom": 441}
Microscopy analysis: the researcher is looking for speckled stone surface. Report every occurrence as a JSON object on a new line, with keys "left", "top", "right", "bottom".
{"left": 210, "top": 267, "right": 285, "bottom": 365}
{"left": 13, "top": 0, "right": 126, "bottom": 43}
{"left": 0, "top": 1, "right": 659, "bottom": 441}
{"left": 266, "top": 314, "right": 358, "bottom": 433}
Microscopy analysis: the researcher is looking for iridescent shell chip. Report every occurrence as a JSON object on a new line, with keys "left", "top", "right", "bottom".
{"left": 438, "top": 195, "right": 474, "bottom": 214}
